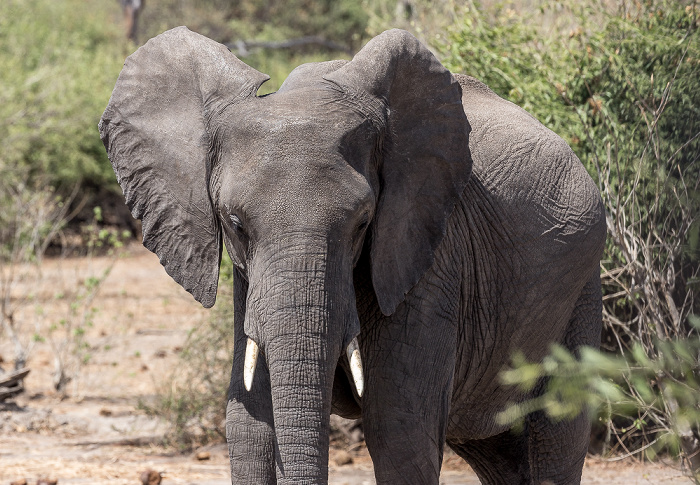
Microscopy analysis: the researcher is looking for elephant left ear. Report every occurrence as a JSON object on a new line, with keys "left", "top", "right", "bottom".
{"left": 324, "top": 29, "right": 472, "bottom": 316}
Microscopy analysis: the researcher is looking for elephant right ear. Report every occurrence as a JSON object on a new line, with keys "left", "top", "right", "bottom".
{"left": 99, "top": 27, "right": 269, "bottom": 308}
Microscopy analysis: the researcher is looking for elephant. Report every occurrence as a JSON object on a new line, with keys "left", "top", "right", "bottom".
{"left": 99, "top": 27, "right": 606, "bottom": 485}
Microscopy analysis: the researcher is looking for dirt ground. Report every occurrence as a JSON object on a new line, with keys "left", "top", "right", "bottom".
{"left": 0, "top": 245, "right": 692, "bottom": 484}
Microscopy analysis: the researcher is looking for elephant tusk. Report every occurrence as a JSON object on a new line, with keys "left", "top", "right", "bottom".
{"left": 243, "top": 338, "right": 259, "bottom": 392}
{"left": 346, "top": 338, "right": 364, "bottom": 398}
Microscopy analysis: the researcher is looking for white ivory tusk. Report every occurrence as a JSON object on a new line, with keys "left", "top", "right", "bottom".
{"left": 243, "top": 338, "right": 259, "bottom": 392}
{"left": 346, "top": 338, "right": 364, "bottom": 398}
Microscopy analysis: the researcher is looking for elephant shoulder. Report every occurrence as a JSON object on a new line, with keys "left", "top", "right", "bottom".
{"left": 452, "top": 73, "right": 591, "bottom": 199}
{"left": 451, "top": 73, "right": 604, "bottom": 252}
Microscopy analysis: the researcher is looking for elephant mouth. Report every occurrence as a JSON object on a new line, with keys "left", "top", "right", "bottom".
{"left": 243, "top": 336, "right": 364, "bottom": 397}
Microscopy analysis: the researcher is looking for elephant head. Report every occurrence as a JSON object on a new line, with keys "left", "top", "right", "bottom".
{"left": 99, "top": 27, "right": 470, "bottom": 483}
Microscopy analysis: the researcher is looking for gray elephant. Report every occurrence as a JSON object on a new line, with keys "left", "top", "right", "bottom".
{"left": 99, "top": 27, "right": 606, "bottom": 485}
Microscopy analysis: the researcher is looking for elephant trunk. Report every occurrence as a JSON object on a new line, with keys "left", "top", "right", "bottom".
{"left": 267, "top": 330, "right": 336, "bottom": 483}
{"left": 246, "top": 245, "right": 356, "bottom": 484}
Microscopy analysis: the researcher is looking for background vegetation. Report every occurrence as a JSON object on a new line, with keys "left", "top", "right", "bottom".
{"left": 0, "top": 0, "right": 126, "bottom": 194}
{"left": 437, "top": 0, "right": 699, "bottom": 478}
{"left": 1, "top": 0, "right": 698, "bottom": 478}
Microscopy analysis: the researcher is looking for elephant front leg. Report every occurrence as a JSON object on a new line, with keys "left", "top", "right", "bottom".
{"left": 226, "top": 271, "right": 277, "bottom": 485}
{"left": 226, "top": 354, "right": 276, "bottom": 484}
{"left": 361, "top": 303, "right": 458, "bottom": 485}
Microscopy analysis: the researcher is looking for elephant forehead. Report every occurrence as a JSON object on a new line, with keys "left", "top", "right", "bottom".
{"left": 248, "top": 156, "right": 369, "bottom": 220}
{"left": 216, "top": 142, "right": 373, "bottom": 232}
{"left": 237, "top": 110, "right": 360, "bottom": 145}
{"left": 214, "top": 90, "right": 375, "bottom": 228}
{"left": 228, "top": 85, "right": 364, "bottom": 136}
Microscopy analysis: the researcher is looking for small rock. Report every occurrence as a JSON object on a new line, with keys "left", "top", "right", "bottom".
{"left": 10, "top": 479, "right": 27, "bottom": 485}
{"left": 154, "top": 349, "right": 167, "bottom": 358}
{"left": 333, "top": 450, "right": 353, "bottom": 466}
{"left": 36, "top": 479, "right": 58, "bottom": 485}
{"left": 139, "top": 469, "right": 162, "bottom": 485}
{"left": 196, "top": 451, "right": 211, "bottom": 461}
{"left": 99, "top": 407, "right": 112, "bottom": 417}
{"left": 140, "top": 364, "right": 149, "bottom": 372}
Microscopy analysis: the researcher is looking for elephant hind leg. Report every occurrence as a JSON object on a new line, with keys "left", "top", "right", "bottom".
{"left": 526, "top": 270, "right": 602, "bottom": 484}
{"left": 526, "top": 410, "right": 589, "bottom": 485}
{"left": 447, "top": 430, "right": 530, "bottom": 485}
{"left": 449, "top": 271, "right": 601, "bottom": 485}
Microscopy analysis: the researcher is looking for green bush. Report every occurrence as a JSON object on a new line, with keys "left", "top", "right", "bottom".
{"left": 139, "top": 0, "right": 368, "bottom": 52}
{"left": 0, "top": 0, "right": 128, "bottom": 194}
{"left": 498, "top": 322, "right": 700, "bottom": 480}
{"left": 439, "top": 2, "right": 578, "bottom": 138}
{"left": 440, "top": 1, "right": 700, "bottom": 180}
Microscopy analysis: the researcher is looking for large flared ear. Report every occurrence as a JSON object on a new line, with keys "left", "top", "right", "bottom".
{"left": 99, "top": 27, "right": 269, "bottom": 308}
{"left": 324, "top": 29, "right": 471, "bottom": 316}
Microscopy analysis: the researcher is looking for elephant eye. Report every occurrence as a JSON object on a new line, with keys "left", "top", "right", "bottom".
{"left": 230, "top": 214, "right": 244, "bottom": 232}
{"left": 357, "top": 214, "right": 369, "bottom": 233}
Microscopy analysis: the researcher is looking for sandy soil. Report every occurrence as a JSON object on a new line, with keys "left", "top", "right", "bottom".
{"left": 0, "top": 245, "right": 692, "bottom": 484}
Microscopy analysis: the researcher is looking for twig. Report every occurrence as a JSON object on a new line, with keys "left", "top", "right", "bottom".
{"left": 225, "top": 36, "right": 353, "bottom": 57}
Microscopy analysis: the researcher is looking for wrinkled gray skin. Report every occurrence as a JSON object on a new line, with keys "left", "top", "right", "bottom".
{"left": 100, "top": 27, "right": 606, "bottom": 485}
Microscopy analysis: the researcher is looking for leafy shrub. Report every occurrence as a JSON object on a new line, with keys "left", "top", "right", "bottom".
{"left": 0, "top": 0, "right": 128, "bottom": 193}
{"left": 439, "top": 2, "right": 578, "bottom": 137}
{"left": 139, "top": 0, "right": 368, "bottom": 51}
{"left": 498, "top": 321, "right": 700, "bottom": 480}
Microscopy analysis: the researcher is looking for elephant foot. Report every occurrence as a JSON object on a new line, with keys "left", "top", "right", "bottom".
{"left": 448, "top": 431, "right": 531, "bottom": 485}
